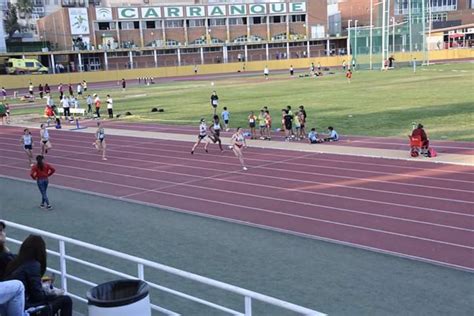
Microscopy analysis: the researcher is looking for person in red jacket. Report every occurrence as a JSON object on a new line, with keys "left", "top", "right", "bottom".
{"left": 30, "top": 155, "right": 55, "bottom": 210}
{"left": 411, "top": 123, "right": 429, "bottom": 153}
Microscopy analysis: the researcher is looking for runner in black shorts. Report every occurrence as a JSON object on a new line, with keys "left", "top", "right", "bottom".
{"left": 283, "top": 110, "right": 293, "bottom": 141}
{"left": 21, "top": 128, "right": 34, "bottom": 165}
{"left": 209, "top": 115, "right": 224, "bottom": 152}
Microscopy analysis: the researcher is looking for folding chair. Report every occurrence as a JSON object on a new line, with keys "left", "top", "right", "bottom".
{"left": 408, "top": 136, "right": 422, "bottom": 157}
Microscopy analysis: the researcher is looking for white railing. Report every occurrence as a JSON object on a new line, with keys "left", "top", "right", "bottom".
{"left": 4, "top": 220, "right": 326, "bottom": 316}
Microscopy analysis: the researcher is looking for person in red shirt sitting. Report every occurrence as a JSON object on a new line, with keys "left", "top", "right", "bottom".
{"left": 30, "top": 155, "right": 55, "bottom": 210}
{"left": 411, "top": 123, "right": 429, "bottom": 154}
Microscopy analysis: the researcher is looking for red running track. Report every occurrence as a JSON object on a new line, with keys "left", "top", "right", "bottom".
{"left": 1, "top": 126, "right": 473, "bottom": 271}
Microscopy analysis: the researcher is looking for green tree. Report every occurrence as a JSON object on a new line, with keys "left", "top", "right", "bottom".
{"left": 4, "top": 4, "right": 20, "bottom": 38}
{"left": 16, "top": 0, "right": 33, "bottom": 18}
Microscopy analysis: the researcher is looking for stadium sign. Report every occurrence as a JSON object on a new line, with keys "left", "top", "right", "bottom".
{"left": 117, "top": 2, "right": 306, "bottom": 19}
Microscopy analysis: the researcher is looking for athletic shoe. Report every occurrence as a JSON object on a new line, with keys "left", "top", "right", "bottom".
{"left": 46, "top": 205, "right": 53, "bottom": 210}
{"left": 228, "top": 145, "right": 233, "bottom": 150}
{"left": 205, "top": 149, "right": 209, "bottom": 153}
{"left": 191, "top": 151, "right": 194, "bottom": 155}
{"left": 40, "top": 204, "right": 45, "bottom": 209}
{"left": 225, "top": 128, "right": 230, "bottom": 132}
{"left": 243, "top": 167, "right": 248, "bottom": 171}
{"left": 102, "top": 157, "right": 107, "bottom": 160}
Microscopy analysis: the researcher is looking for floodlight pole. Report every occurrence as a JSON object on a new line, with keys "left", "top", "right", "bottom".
{"left": 347, "top": 19, "right": 352, "bottom": 60}
{"left": 392, "top": 17, "right": 395, "bottom": 54}
{"left": 421, "top": 0, "right": 426, "bottom": 65}
{"left": 381, "top": 0, "right": 386, "bottom": 70}
{"left": 370, "top": 0, "right": 373, "bottom": 70}
{"left": 408, "top": 0, "right": 413, "bottom": 53}
{"left": 354, "top": 20, "right": 358, "bottom": 66}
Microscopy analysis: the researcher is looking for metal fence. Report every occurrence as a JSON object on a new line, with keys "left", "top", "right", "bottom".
{"left": 4, "top": 220, "right": 326, "bottom": 316}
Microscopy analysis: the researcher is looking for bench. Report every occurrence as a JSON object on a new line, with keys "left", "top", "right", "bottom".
{"left": 58, "top": 108, "right": 86, "bottom": 116}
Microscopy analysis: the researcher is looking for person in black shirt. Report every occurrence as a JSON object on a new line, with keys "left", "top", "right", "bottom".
{"left": 0, "top": 221, "right": 14, "bottom": 279}
{"left": 210, "top": 91, "right": 219, "bottom": 115}
{"left": 283, "top": 110, "right": 293, "bottom": 141}
{"left": 5, "top": 235, "right": 73, "bottom": 315}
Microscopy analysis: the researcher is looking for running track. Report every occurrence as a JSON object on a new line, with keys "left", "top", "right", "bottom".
{"left": 1, "top": 125, "right": 473, "bottom": 271}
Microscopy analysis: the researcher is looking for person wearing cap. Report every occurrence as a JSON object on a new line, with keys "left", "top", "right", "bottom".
{"left": 0, "top": 221, "right": 15, "bottom": 279}
{"left": 191, "top": 118, "right": 210, "bottom": 154}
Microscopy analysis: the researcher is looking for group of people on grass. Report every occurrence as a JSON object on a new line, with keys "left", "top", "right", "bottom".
{"left": 1, "top": 221, "right": 73, "bottom": 316}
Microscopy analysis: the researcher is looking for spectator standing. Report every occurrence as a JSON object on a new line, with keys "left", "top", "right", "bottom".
{"left": 1, "top": 87, "right": 6, "bottom": 101}
{"left": 263, "top": 66, "right": 269, "bottom": 79}
{"left": 28, "top": 82, "right": 34, "bottom": 97}
{"left": 94, "top": 94, "right": 101, "bottom": 118}
{"left": 82, "top": 80, "right": 88, "bottom": 92}
{"left": 5, "top": 235, "right": 72, "bottom": 315}
{"left": 86, "top": 95, "right": 93, "bottom": 115}
{"left": 61, "top": 95, "right": 70, "bottom": 118}
{"left": 68, "top": 84, "right": 73, "bottom": 96}
{"left": 44, "top": 83, "right": 50, "bottom": 95}
{"left": 30, "top": 155, "right": 55, "bottom": 209}
{"left": 106, "top": 95, "right": 113, "bottom": 118}
{"left": 58, "top": 83, "right": 64, "bottom": 99}
{"left": 221, "top": 106, "right": 230, "bottom": 131}
{"left": 289, "top": 65, "right": 294, "bottom": 77}
{"left": 210, "top": 91, "right": 219, "bottom": 115}
{"left": 38, "top": 84, "right": 44, "bottom": 99}
{"left": 121, "top": 78, "right": 126, "bottom": 91}
{"left": 76, "top": 83, "right": 83, "bottom": 98}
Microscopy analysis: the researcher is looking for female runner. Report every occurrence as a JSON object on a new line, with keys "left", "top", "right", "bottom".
{"left": 39, "top": 124, "right": 51, "bottom": 155}
{"left": 231, "top": 127, "right": 248, "bottom": 171}
{"left": 21, "top": 128, "right": 34, "bottom": 166}
{"left": 94, "top": 122, "right": 107, "bottom": 160}
{"left": 209, "top": 115, "right": 224, "bottom": 152}
{"left": 191, "top": 118, "right": 210, "bottom": 154}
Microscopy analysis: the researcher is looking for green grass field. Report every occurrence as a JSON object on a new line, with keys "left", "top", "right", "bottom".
{"left": 12, "top": 62, "right": 474, "bottom": 141}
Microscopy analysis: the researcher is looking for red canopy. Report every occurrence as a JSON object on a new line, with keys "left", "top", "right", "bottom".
{"left": 449, "top": 33, "right": 464, "bottom": 39}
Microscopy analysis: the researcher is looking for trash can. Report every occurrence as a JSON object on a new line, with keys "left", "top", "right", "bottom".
{"left": 87, "top": 279, "right": 151, "bottom": 316}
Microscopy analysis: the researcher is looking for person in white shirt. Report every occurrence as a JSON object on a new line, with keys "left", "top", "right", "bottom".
{"left": 324, "top": 126, "right": 339, "bottom": 142}
{"left": 76, "top": 83, "right": 83, "bottom": 98}
{"left": 191, "top": 118, "right": 210, "bottom": 154}
{"left": 106, "top": 95, "right": 113, "bottom": 118}
{"left": 61, "top": 96, "right": 70, "bottom": 118}
{"left": 263, "top": 66, "right": 269, "bottom": 80}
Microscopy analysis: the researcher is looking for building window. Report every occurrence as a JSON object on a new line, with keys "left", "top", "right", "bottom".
{"left": 233, "top": 35, "right": 248, "bottom": 43}
{"left": 98, "top": 22, "right": 111, "bottom": 30}
{"left": 209, "top": 18, "right": 226, "bottom": 26}
{"left": 251, "top": 16, "right": 267, "bottom": 25}
{"left": 291, "top": 15, "right": 306, "bottom": 23}
{"left": 165, "top": 20, "right": 184, "bottom": 28}
{"left": 187, "top": 19, "right": 205, "bottom": 27}
{"left": 145, "top": 21, "right": 156, "bottom": 29}
{"left": 269, "top": 16, "right": 286, "bottom": 24}
{"left": 229, "top": 17, "right": 247, "bottom": 25}
{"left": 119, "top": 21, "right": 138, "bottom": 30}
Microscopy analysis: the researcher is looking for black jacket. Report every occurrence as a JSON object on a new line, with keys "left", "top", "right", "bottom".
{"left": 6, "top": 260, "right": 55, "bottom": 304}
{"left": 0, "top": 251, "right": 14, "bottom": 279}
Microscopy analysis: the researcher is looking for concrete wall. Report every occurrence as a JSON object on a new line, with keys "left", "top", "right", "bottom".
{"left": 0, "top": 49, "right": 472, "bottom": 89}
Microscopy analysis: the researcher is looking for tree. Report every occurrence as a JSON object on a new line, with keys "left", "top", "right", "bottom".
{"left": 4, "top": 4, "right": 20, "bottom": 38}
{"left": 15, "top": 0, "right": 33, "bottom": 19}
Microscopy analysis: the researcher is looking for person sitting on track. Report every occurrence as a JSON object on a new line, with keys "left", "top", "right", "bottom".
{"left": 323, "top": 126, "right": 339, "bottom": 142}
{"left": 191, "top": 118, "right": 210, "bottom": 154}
{"left": 308, "top": 128, "right": 322, "bottom": 144}
{"left": 411, "top": 123, "right": 429, "bottom": 155}
{"left": 231, "top": 127, "right": 248, "bottom": 171}
{"left": 209, "top": 115, "right": 224, "bottom": 152}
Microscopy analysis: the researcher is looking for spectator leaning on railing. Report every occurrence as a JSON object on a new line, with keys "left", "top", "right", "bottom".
{"left": 4, "top": 235, "right": 73, "bottom": 316}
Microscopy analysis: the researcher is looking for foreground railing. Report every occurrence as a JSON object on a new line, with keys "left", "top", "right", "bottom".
{"left": 4, "top": 220, "right": 325, "bottom": 316}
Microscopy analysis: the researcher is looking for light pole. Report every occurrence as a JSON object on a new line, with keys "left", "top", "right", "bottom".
{"left": 408, "top": 0, "right": 412, "bottom": 53}
{"left": 354, "top": 19, "right": 358, "bottom": 66}
{"left": 391, "top": 17, "right": 395, "bottom": 54}
{"left": 370, "top": 1, "right": 383, "bottom": 70}
{"left": 347, "top": 19, "right": 352, "bottom": 59}
{"left": 381, "top": 0, "right": 387, "bottom": 70}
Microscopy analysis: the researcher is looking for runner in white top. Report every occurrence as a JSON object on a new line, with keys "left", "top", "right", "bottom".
{"left": 231, "top": 127, "right": 248, "bottom": 170}
{"left": 21, "top": 128, "right": 34, "bottom": 165}
{"left": 40, "top": 124, "right": 51, "bottom": 155}
{"left": 94, "top": 121, "right": 107, "bottom": 160}
{"left": 191, "top": 118, "right": 210, "bottom": 154}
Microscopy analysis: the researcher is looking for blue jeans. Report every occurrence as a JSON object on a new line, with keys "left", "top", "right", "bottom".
{"left": 0, "top": 280, "right": 26, "bottom": 316}
{"left": 37, "top": 178, "right": 50, "bottom": 206}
